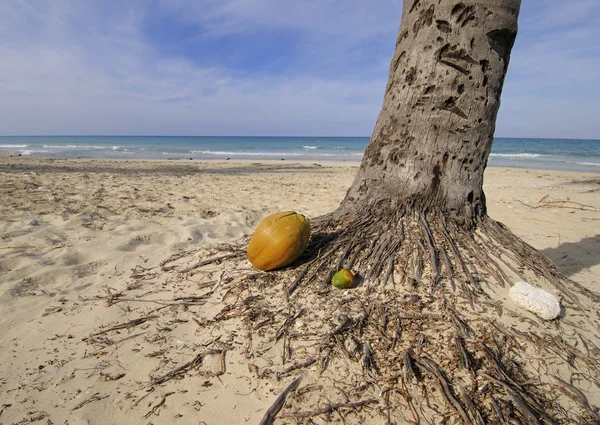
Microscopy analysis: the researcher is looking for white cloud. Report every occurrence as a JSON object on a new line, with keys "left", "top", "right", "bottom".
{"left": 497, "top": 0, "right": 600, "bottom": 138}
{"left": 0, "top": 0, "right": 392, "bottom": 135}
{"left": 157, "top": 0, "right": 402, "bottom": 38}
{"left": 0, "top": 0, "right": 598, "bottom": 138}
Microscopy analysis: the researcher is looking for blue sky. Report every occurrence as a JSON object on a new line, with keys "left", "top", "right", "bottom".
{"left": 1, "top": 0, "right": 598, "bottom": 138}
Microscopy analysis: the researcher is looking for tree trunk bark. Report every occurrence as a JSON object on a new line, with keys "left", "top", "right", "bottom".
{"left": 339, "top": 0, "right": 520, "bottom": 223}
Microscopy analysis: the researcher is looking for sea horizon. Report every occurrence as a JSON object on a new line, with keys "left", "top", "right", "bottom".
{"left": 1, "top": 135, "right": 599, "bottom": 173}
{"left": 3, "top": 134, "right": 600, "bottom": 141}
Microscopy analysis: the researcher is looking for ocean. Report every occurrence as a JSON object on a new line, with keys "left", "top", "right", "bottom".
{"left": 1, "top": 136, "right": 599, "bottom": 172}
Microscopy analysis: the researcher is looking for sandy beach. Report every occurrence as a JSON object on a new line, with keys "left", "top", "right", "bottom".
{"left": 0, "top": 157, "right": 599, "bottom": 424}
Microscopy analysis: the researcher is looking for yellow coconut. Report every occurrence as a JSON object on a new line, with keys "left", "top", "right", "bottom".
{"left": 247, "top": 211, "right": 311, "bottom": 271}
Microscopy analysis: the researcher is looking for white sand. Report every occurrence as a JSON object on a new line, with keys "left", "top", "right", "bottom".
{"left": 0, "top": 158, "right": 598, "bottom": 424}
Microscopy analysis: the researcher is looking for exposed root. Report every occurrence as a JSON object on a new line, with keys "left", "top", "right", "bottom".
{"left": 79, "top": 209, "right": 600, "bottom": 424}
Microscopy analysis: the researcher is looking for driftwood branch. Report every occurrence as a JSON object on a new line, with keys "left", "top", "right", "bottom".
{"left": 279, "top": 398, "right": 378, "bottom": 419}
{"left": 258, "top": 374, "right": 304, "bottom": 425}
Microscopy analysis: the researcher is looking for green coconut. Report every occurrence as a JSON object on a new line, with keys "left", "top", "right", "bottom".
{"left": 332, "top": 269, "right": 355, "bottom": 289}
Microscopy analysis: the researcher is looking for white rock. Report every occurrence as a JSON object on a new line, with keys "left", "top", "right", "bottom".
{"left": 508, "top": 281, "right": 561, "bottom": 320}
{"left": 25, "top": 218, "right": 39, "bottom": 226}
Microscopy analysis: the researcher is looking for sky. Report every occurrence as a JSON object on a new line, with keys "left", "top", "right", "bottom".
{"left": 0, "top": 0, "right": 598, "bottom": 139}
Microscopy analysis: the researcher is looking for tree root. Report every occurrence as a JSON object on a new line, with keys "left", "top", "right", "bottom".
{"left": 275, "top": 208, "right": 600, "bottom": 423}
{"left": 81, "top": 210, "right": 600, "bottom": 424}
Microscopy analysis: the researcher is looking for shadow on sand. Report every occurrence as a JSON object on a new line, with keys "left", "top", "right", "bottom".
{"left": 562, "top": 177, "right": 600, "bottom": 193}
{"left": 541, "top": 234, "right": 600, "bottom": 277}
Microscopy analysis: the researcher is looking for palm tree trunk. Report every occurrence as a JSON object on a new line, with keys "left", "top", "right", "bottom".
{"left": 338, "top": 0, "right": 519, "bottom": 224}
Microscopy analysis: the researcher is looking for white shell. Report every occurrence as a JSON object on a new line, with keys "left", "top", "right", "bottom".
{"left": 508, "top": 281, "right": 561, "bottom": 320}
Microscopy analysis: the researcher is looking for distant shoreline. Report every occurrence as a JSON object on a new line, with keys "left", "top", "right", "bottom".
{"left": 1, "top": 156, "right": 599, "bottom": 175}
{"left": 1, "top": 135, "right": 599, "bottom": 172}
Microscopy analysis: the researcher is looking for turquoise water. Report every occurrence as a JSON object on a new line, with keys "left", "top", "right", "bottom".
{"left": 1, "top": 136, "right": 599, "bottom": 172}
